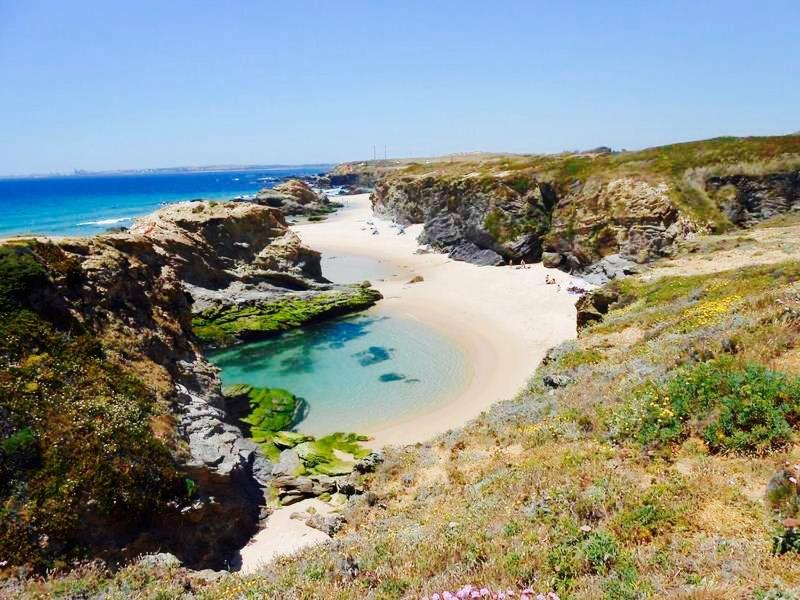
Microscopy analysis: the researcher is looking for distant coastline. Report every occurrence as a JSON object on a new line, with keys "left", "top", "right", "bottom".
{"left": 0, "top": 163, "right": 335, "bottom": 180}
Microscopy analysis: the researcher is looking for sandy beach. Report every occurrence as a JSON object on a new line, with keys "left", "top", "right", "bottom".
{"left": 293, "top": 193, "right": 580, "bottom": 447}
{"left": 238, "top": 194, "right": 581, "bottom": 573}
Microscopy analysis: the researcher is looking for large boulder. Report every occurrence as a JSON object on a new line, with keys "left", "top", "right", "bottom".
{"left": 253, "top": 179, "right": 335, "bottom": 217}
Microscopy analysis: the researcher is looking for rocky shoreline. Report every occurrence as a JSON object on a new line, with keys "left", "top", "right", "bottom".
{"left": 0, "top": 198, "right": 382, "bottom": 572}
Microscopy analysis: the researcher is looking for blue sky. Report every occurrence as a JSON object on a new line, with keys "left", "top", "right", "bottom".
{"left": 0, "top": 0, "right": 798, "bottom": 174}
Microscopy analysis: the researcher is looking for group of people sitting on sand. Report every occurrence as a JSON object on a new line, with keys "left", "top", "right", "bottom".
{"left": 510, "top": 259, "right": 561, "bottom": 290}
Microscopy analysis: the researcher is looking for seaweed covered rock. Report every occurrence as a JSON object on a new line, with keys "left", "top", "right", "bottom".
{"left": 192, "top": 283, "right": 382, "bottom": 347}
{"left": 224, "top": 385, "right": 306, "bottom": 442}
{"left": 129, "top": 201, "right": 381, "bottom": 348}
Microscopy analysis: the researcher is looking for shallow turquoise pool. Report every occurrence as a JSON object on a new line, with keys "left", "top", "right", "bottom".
{"left": 209, "top": 312, "right": 469, "bottom": 436}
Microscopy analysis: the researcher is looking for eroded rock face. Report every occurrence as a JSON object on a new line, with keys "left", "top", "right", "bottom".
{"left": 544, "top": 177, "right": 681, "bottom": 266}
{"left": 371, "top": 168, "right": 799, "bottom": 276}
{"left": 372, "top": 175, "right": 553, "bottom": 265}
{"left": 130, "top": 200, "right": 322, "bottom": 288}
{"left": 706, "top": 172, "right": 800, "bottom": 226}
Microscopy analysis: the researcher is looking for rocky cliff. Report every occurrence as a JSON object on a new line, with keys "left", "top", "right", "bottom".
{"left": 369, "top": 135, "right": 800, "bottom": 282}
{"left": 0, "top": 200, "right": 379, "bottom": 571}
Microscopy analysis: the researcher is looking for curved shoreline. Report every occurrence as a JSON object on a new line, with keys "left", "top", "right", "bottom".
{"left": 293, "top": 194, "right": 580, "bottom": 447}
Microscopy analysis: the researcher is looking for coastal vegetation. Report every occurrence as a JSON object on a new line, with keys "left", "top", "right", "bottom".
{"left": 0, "top": 243, "right": 183, "bottom": 571}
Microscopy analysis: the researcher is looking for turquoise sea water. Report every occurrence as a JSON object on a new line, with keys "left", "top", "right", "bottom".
{"left": 209, "top": 311, "right": 469, "bottom": 436}
{"left": 0, "top": 166, "right": 330, "bottom": 237}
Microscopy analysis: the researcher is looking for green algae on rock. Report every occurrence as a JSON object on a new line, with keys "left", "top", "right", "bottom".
{"left": 192, "top": 284, "right": 382, "bottom": 347}
{"left": 223, "top": 384, "right": 371, "bottom": 476}
{"left": 294, "top": 432, "right": 372, "bottom": 476}
{"left": 223, "top": 384, "right": 306, "bottom": 438}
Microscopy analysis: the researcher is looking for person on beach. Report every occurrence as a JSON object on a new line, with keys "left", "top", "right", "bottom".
{"left": 520, "top": 258, "right": 526, "bottom": 270}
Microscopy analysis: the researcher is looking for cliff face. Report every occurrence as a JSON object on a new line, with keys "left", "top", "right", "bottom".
{"left": 369, "top": 136, "right": 800, "bottom": 281}
{"left": 0, "top": 234, "right": 264, "bottom": 570}
{"left": 373, "top": 175, "right": 554, "bottom": 265}
{"left": 0, "top": 200, "right": 379, "bottom": 571}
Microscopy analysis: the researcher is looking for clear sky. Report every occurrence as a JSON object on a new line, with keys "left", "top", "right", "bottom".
{"left": 0, "top": 0, "right": 798, "bottom": 175}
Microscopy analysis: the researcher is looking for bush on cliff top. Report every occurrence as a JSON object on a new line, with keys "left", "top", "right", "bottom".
{"left": 0, "top": 244, "right": 183, "bottom": 571}
{"left": 615, "top": 359, "right": 800, "bottom": 454}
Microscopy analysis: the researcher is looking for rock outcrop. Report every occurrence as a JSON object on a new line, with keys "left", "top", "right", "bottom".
{"left": 706, "top": 171, "right": 800, "bottom": 226}
{"left": 252, "top": 179, "right": 337, "bottom": 217}
{"left": 130, "top": 201, "right": 381, "bottom": 347}
{"left": 373, "top": 175, "right": 554, "bottom": 265}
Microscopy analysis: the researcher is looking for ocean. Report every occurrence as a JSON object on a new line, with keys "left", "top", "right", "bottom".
{"left": 0, "top": 166, "right": 331, "bottom": 238}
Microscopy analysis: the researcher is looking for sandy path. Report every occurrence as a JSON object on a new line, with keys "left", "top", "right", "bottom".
{"left": 237, "top": 498, "right": 336, "bottom": 575}
{"left": 293, "top": 194, "right": 580, "bottom": 446}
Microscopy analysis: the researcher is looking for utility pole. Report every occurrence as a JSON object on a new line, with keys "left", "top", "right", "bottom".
{"left": 373, "top": 145, "right": 376, "bottom": 161}
{"left": 384, "top": 145, "right": 387, "bottom": 159}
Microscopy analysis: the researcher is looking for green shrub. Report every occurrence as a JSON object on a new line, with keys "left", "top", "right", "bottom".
{"left": 547, "top": 522, "right": 624, "bottom": 592}
{"left": 626, "top": 359, "right": 800, "bottom": 454}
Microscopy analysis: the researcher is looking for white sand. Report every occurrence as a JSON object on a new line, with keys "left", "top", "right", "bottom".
{"left": 237, "top": 498, "right": 337, "bottom": 575}
{"left": 293, "top": 194, "right": 580, "bottom": 446}
{"left": 238, "top": 194, "right": 581, "bottom": 573}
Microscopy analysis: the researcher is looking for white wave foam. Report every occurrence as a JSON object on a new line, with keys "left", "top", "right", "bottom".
{"left": 77, "top": 216, "right": 134, "bottom": 226}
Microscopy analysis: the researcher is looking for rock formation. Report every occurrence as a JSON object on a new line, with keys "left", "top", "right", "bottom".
{"left": 252, "top": 178, "right": 338, "bottom": 217}
{"left": 368, "top": 135, "right": 800, "bottom": 283}
{"left": 130, "top": 201, "right": 381, "bottom": 347}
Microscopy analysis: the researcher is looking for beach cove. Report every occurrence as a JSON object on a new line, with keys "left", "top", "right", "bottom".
{"left": 234, "top": 193, "right": 581, "bottom": 573}
{"left": 291, "top": 193, "right": 580, "bottom": 446}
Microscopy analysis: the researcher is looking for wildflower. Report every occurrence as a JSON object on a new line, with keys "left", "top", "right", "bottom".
{"left": 580, "top": 525, "right": 592, "bottom": 532}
